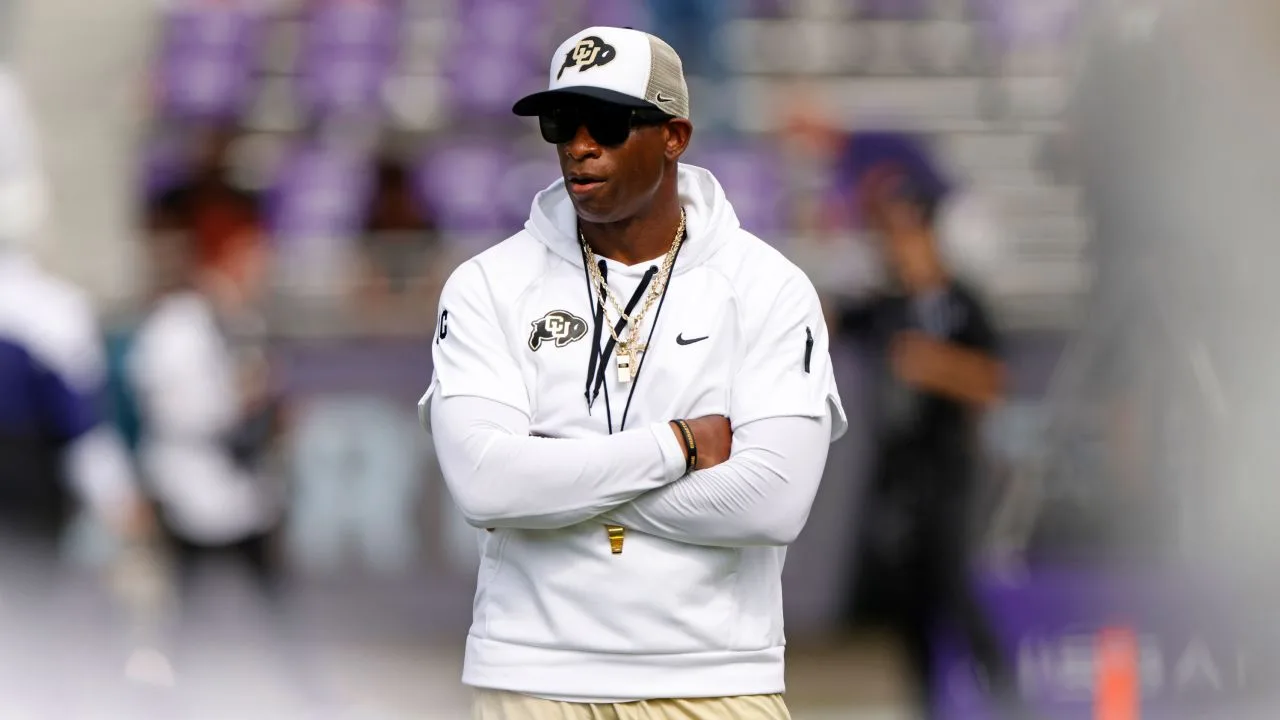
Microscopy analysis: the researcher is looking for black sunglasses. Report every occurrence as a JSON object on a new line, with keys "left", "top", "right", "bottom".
{"left": 538, "top": 105, "right": 673, "bottom": 146}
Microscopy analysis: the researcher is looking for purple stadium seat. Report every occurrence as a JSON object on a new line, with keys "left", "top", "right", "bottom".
{"left": 456, "top": 0, "right": 553, "bottom": 64}
{"left": 299, "top": 0, "right": 401, "bottom": 118}
{"left": 442, "top": 1, "right": 553, "bottom": 117}
{"left": 158, "top": 3, "right": 261, "bottom": 118}
{"left": 162, "top": 0, "right": 259, "bottom": 53}
{"left": 416, "top": 140, "right": 516, "bottom": 237}
{"left": 970, "top": 0, "right": 1080, "bottom": 53}
{"left": 159, "top": 57, "right": 252, "bottom": 120}
{"left": 684, "top": 145, "right": 790, "bottom": 237}
{"left": 299, "top": 53, "right": 395, "bottom": 117}
{"left": 268, "top": 143, "right": 374, "bottom": 244}
{"left": 306, "top": 0, "right": 398, "bottom": 50}
{"left": 445, "top": 58, "right": 544, "bottom": 118}
{"left": 441, "top": 0, "right": 562, "bottom": 117}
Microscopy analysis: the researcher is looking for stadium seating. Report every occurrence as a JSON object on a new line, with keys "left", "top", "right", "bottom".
{"left": 439, "top": 0, "right": 556, "bottom": 118}
{"left": 684, "top": 143, "right": 790, "bottom": 236}
{"left": 268, "top": 141, "right": 374, "bottom": 243}
{"left": 149, "top": 0, "right": 1090, "bottom": 329}
{"left": 416, "top": 138, "right": 514, "bottom": 236}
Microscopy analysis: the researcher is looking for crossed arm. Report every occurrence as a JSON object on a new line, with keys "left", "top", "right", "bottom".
{"left": 601, "top": 412, "right": 832, "bottom": 546}
{"left": 428, "top": 261, "right": 840, "bottom": 547}
{"left": 429, "top": 393, "right": 831, "bottom": 546}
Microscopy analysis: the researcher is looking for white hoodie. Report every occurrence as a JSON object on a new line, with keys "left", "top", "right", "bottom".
{"left": 421, "top": 165, "right": 847, "bottom": 701}
{"left": 127, "top": 291, "right": 281, "bottom": 544}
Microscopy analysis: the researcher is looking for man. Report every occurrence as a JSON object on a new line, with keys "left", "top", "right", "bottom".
{"left": 833, "top": 144, "right": 1022, "bottom": 718}
{"left": 420, "top": 26, "right": 846, "bottom": 720}
{"left": 128, "top": 184, "right": 285, "bottom": 605}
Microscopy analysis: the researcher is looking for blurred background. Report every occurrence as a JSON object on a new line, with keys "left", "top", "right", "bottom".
{"left": 1, "top": 0, "right": 1278, "bottom": 718}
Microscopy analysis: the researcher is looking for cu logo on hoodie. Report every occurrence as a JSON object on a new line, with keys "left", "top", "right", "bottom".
{"left": 556, "top": 36, "right": 617, "bottom": 80}
{"left": 529, "top": 310, "right": 589, "bottom": 351}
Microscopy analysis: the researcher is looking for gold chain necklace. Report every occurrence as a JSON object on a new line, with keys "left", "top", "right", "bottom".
{"left": 581, "top": 209, "right": 686, "bottom": 383}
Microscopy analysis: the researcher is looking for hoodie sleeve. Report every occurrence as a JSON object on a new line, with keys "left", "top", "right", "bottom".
{"left": 729, "top": 269, "right": 847, "bottom": 441}
{"left": 421, "top": 261, "right": 688, "bottom": 530}
{"left": 429, "top": 395, "right": 687, "bottom": 530}
{"left": 599, "top": 269, "right": 845, "bottom": 548}
{"left": 601, "top": 413, "right": 831, "bottom": 547}
{"left": 419, "top": 260, "right": 531, "bottom": 417}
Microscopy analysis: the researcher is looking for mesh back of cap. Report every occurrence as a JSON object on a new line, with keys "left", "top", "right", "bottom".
{"left": 644, "top": 35, "right": 689, "bottom": 118}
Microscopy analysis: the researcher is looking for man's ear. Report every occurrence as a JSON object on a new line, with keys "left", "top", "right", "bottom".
{"left": 665, "top": 119, "right": 693, "bottom": 161}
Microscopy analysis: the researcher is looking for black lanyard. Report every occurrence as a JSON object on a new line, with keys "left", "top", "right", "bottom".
{"left": 577, "top": 232, "right": 687, "bottom": 433}
{"left": 581, "top": 257, "right": 654, "bottom": 412}
{"left": 617, "top": 237, "right": 685, "bottom": 432}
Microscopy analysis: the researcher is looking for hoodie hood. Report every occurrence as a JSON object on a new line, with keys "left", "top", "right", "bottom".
{"left": 525, "top": 163, "right": 741, "bottom": 276}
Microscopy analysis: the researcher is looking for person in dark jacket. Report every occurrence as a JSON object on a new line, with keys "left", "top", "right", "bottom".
{"left": 834, "top": 137, "right": 1025, "bottom": 719}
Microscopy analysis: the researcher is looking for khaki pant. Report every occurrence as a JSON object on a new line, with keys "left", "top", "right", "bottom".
{"left": 473, "top": 689, "right": 791, "bottom": 720}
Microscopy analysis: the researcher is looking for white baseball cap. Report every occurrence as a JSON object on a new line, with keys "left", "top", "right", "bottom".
{"left": 512, "top": 26, "right": 690, "bottom": 119}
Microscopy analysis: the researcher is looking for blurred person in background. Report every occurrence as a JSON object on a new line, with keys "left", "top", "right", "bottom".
{"left": 176, "top": 123, "right": 264, "bottom": 280}
{"left": 127, "top": 180, "right": 288, "bottom": 631}
{"left": 0, "top": 62, "right": 153, "bottom": 708}
{"left": 0, "top": 65, "right": 150, "bottom": 570}
{"left": 832, "top": 133, "right": 1024, "bottom": 719}
{"left": 353, "top": 143, "right": 443, "bottom": 335}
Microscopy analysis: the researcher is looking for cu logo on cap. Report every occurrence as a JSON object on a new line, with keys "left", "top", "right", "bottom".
{"left": 557, "top": 36, "right": 617, "bottom": 80}
{"left": 529, "top": 310, "right": 589, "bottom": 351}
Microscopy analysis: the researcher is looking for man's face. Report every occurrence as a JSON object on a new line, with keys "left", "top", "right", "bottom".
{"left": 545, "top": 99, "right": 690, "bottom": 223}
{"left": 219, "top": 231, "right": 271, "bottom": 305}
{"left": 855, "top": 164, "right": 939, "bottom": 290}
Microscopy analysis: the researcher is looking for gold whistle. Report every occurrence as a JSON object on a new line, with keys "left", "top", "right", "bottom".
{"left": 605, "top": 524, "right": 625, "bottom": 554}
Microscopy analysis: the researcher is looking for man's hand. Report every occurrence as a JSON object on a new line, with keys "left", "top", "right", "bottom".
{"left": 890, "top": 330, "right": 946, "bottom": 388}
{"left": 890, "top": 330, "right": 1003, "bottom": 406}
{"left": 671, "top": 415, "right": 733, "bottom": 471}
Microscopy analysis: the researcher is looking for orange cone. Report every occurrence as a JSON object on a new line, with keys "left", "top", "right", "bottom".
{"left": 1095, "top": 626, "right": 1140, "bottom": 720}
